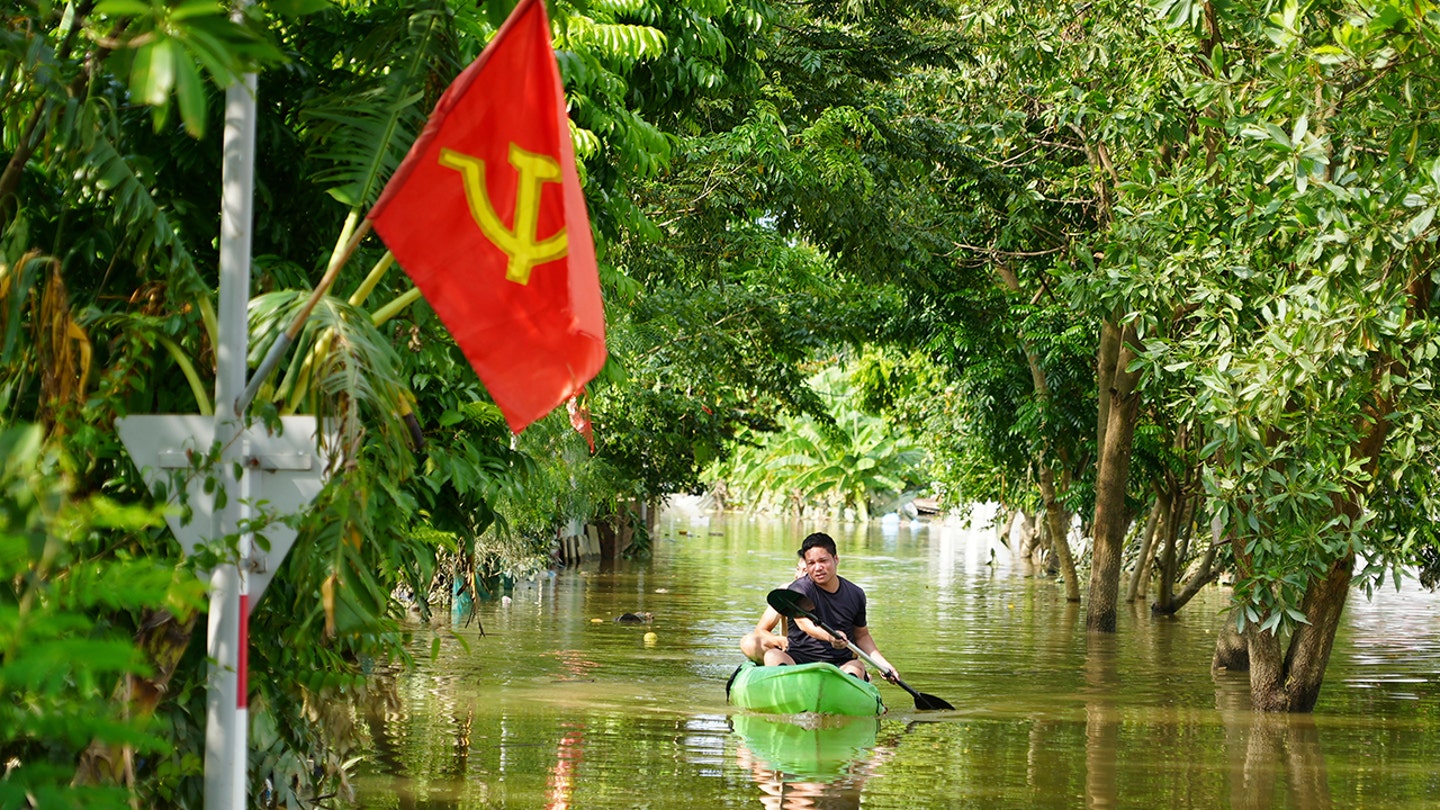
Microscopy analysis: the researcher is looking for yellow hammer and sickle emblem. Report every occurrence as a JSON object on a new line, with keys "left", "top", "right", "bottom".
{"left": 439, "top": 144, "right": 569, "bottom": 285}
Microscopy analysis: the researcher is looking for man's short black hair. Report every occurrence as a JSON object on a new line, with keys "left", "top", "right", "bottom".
{"left": 799, "top": 532, "right": 837, "bottom": 558}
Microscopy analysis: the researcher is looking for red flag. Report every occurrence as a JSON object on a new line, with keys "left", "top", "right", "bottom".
{"left": 368, "top": 0, "right": 606, "bottom": 434}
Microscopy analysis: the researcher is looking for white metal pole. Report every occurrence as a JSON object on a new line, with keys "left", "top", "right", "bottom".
{"left": 208, "top": 50, "right": 257, "bottom": 809}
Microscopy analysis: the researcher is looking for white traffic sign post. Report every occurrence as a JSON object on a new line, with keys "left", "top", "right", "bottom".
{"left": 116, "top": 40, "right": 327, "bottom": 809}
{"left": 116, "top": 414, "right": 328, "bottom": 810}
{"left": 211, "top": 57, "right": 257, "bottom": 810}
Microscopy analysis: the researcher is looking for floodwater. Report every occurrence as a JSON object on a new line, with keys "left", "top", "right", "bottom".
{"left": 348, "top": 505, "right": 1440, "bottom": 809}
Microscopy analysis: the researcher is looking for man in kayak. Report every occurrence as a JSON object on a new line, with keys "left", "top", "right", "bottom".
{"left": 762, "top": 532, "right": 900, "bottom": 684}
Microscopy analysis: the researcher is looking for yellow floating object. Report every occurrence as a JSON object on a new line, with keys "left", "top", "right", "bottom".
{"left": 591, "top": 618, "right": 603, "bottom": 623}
{"left": 643, "top": 632, "right": 658, "bottom": 645}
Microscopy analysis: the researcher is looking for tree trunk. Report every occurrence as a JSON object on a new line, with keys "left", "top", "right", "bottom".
{"left": 1038, "top": 462, "right": 1080, "bottom": 600}
{"left": 1212, "top": 618, "right": 1249, "bottom": 672}
{"left": 1095, "top": 321, "right": 1121, "bottom": 457}
{"left": 1159, "top": 539, "right": 1219, "bottom": 614}
{"left": 1236, "top": 546, "right": 1354, "bottom": 712}
{"left": 1087, "top": 323, "right": 1142, "bottom": 632}
{"left": 1125, "top": 490, "right": 1165, "bottom": 603}
{"left": 1174, "top": 489, "right": 1197, "bottom": 570}
{"left": 1002, "top": 262, "right": 1082, "bottom": 596}
{"left": 1275, "top": 554, "right": 1353, "bottom": 710}
{"left": 994, "top": 263, "right": 1081, "bottom": 600}
{"left": 1155, "top": 489, "right": 1180, "bottom": 609}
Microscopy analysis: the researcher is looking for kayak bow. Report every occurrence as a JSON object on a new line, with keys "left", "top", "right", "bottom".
{"left": 726, "top": 661, "right": 885, "bottom": 716}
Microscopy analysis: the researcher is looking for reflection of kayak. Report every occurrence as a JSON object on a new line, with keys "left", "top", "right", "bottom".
{"left": 726, "top": 661, "right": 885, "bottom": 716}
{"left": 732, "top": 713, "right": 880, "bottom": 780}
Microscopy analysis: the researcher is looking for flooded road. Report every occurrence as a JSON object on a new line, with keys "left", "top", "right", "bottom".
{"left": 349, "top": 505, "right": 1440, "bottom": 808}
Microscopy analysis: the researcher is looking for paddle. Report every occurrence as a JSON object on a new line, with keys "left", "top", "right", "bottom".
{"left": 766, "top": 589, "right": 954, "bottom": 711}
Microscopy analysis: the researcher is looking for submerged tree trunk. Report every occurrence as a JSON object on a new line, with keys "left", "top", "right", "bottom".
{"left": 1160, "top": 539, "right": 1220, "bottom": 613}
{"left": 1038, "top": 460, "right": 1080, "bottom": 601}
{"left": 1153, "top": 493, "right": 1219, "bottom": 615}
{"left": 1235, "top": 364, "right": 1388, "bottom": 711}
{"left": 994, "top": 263, "right": 1082, "bottom": 600}
{"left": 1235, "top": 541, "right": 1355, "bottom": 712}
{"left": 1088, "top": 322, "right": 1142, "bottom": 632}
{"left": 1125, "top": 489, "right": 1165, "bottom": 604}
{"left": 1212, "top": 617, "right": 1250, "bottom": 672}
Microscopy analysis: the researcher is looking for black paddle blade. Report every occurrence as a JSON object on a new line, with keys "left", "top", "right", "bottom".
{"left": 766, "top": 588, "right": 815, "bottom": 619}
{"left": 910, "top": 689, "right": 955, "bottom": 711}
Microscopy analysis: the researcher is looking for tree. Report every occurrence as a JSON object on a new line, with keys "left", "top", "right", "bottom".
{"left": 942, "top": 0, "right": 1440, "bottom": 710}
{"left": 0, "top": 424, "right": 208, "bottom": 810}
{"left": 603, "top": 0, "right": 982, "bottom": 507}
{"left": 1130, "top": 0, "right": 1440, "bottom": 711}
{"left": 713, "top": 362, "right": 925, "bottom": 521}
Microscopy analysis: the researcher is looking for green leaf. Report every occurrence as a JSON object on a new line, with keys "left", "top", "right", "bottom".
{"left": 131, "top": 36, "right": 178, "bottom": 107}
{"left": 263, "top": 0, "right": 333, "bottom": 16}
{"left": 95, "top": 0, "right": 151, "bottom": 15}
{"left": 485, "top": 0, "right": 515, "bottom": 29}
{"left": 1264, "top": 123, "right": 1292, "bottom": 149}
{"left": 173, "top": 54, "right": 206, "bottom": 137}
{"left": 1406, "top": 206, "right": 1435, "bottom": 239}
{"left": 1153, "top": 0, "right": 1196, "bottom": 31}
{"left": 170, "top": 0, "right": 223, "bottom": 21}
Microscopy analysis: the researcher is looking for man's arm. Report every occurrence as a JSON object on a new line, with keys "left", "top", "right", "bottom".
{"left": 753, "top": 606, "right": 782, "bottom": 635}
{"left": 795, "top": 616, "right": 843, "bottom": 646}
{"left": 850, "top": 625, "right": 899, "bottom": 682}
{"left": 755, "top": 607, "right": 788, "bottom": 650}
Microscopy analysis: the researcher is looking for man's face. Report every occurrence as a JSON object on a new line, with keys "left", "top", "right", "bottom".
{"left": 802, "top": 547, "right": 838, "bottom": 588}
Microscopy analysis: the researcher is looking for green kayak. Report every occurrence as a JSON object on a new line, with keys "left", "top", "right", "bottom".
{"left": 726, "top": 661, "right": 885, "bottom": 716}
{"left": 733, "top": 713, "right": 880, "bottom": 780}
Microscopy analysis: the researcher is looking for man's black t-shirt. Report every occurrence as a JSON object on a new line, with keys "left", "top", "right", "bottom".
{"left": 785, "top": 575, "right": 867, "bottom": 666}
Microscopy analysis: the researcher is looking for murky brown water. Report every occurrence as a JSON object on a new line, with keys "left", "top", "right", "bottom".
{"left": 348, "top": 505, "right": 1440, "bottom": 809}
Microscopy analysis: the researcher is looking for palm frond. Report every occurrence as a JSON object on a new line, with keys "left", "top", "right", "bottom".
{"left": 247, "top": 290, "right": 412, "bottom": 472}
{"left": 301, "top": 5, "right": 460, "bottom": 210}
{"left": 68, "top": 99, "right": 209, "bottom": 303}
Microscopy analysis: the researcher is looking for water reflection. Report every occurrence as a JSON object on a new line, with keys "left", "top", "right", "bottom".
{"left": 545, "top": 721, "right": 585, "bottom": 810}
{"left": 1215, "top": 673, "right": 1333, "bottom": 810}
{"left": 733, "top": 714, "right": 885, "bottom": 809}
{"left": 1083, "top": 634, "right": 1119, "bottom": 810}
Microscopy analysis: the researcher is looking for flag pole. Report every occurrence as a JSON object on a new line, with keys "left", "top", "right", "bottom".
{"left": 235, "top": 217, "right": 373, "bottom": 417}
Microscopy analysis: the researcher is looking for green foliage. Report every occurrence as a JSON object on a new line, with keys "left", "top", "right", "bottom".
{"left": 93, "top": 0, "right": 283, "bottom": 137}
{"left": 0, "top": 424, "right": 206, "bottom": 810}
{"left": 246, "top": 289, "right": 414, "bottom": 467}
{"left": 243, "top": 456, "right": 426, "bottom": 803}
{"left": 1117, "top": 0, "right": 1440, "bottom": 630}
{"left": 593, "top": 278, "right": 843, "bottom": 496}
{"left": 710, "top": 363, "right": 925, "bottom": 521}
{"left": 595, "top": 0, "right": 988, "bottom": 508}
{"left": 296, "top": 1, "right": 462, "bottom": 209}
{"left": 936, "top": 0, "right": 1440, "bottom": 638}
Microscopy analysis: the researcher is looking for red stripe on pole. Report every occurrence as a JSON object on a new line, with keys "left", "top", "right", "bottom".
{"left": 238, "top": 593, "right": 249, "bottom": 709}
